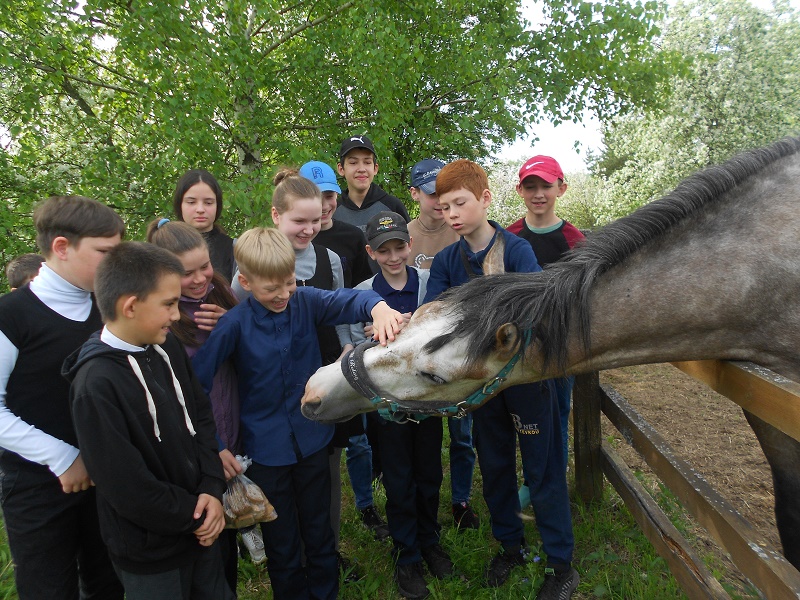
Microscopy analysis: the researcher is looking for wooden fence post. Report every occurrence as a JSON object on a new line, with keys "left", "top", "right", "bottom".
{"left": 573, "top": 371, "right": 604, "bottom": 504}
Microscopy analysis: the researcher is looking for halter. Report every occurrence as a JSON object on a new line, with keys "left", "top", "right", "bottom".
{"left": 340, "top": 329, "right": 532, "bottom": 423}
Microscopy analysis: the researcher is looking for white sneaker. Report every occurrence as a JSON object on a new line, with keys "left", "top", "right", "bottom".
{"left": 240, "top": 527, "right": 266, "bottom": 565}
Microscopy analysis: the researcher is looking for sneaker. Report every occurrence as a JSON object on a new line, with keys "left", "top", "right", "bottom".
{"left": 421, "top": 543, "right": 453, "bottom": 579}
{"left": 394, "top": 561, "right": 429, "bottom": 599}
{"left": 337, "top": 551, "right": 364, "bottom": 584}
{"left": 240, "top": 527, "right": 266, "bottom": 565}
{"left": 360, "top": 505, "right": 390, "bottom": 540}
{"left": 452, "top": 502, "right": 480, "bottom": 530}
{"left": 535, "top": 567, "right": 579, "bottom": 600}
{"left": 485, "top": 546, "right": 527, "bottom": 587}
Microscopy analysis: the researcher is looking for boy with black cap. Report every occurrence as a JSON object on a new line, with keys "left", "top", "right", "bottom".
{"left": 350, "top": 211, "right": 452, "bottom": 600}
{"left": 335, "top": 135, "right": 410, "bottom": 233}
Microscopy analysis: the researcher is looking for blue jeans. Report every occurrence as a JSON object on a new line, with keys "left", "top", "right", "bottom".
{"left": 346, "top": 416, "right": 374, "bottom": 510}
{"left": 554, "top": 376, "right": 574, "bottom": 465}
{"left": 447, "top": 414, "right": 476, "bottom": 505}
{"left": 472, "top": 381, "right": 574, "bottom": 567}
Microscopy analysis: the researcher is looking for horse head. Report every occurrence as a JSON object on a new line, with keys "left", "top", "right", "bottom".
{"left": 301, "top": 298, "right": 534, "bottom": 423}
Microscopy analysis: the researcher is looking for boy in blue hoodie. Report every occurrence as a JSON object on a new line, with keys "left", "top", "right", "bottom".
{"left": 65, "top": 242, "right": 231, "bottom": 600}
{"left": 192, "top": 227, "right": 404, "bottom": 600}
{"left": 425, "top": 160, "right": 579, "bottom": 600}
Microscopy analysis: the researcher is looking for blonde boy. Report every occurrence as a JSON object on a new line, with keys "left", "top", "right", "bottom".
{"left": 192, "top": 228, "right": 403, "bottom": 600}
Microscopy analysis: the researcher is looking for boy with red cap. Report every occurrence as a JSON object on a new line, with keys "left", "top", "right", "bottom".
{"left": 507, "top": 155, "right": 585, "bottom": 480}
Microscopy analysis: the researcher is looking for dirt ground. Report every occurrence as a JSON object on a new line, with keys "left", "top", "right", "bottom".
{"left": 598, "top": 364, "right": 780, "bottom": 591}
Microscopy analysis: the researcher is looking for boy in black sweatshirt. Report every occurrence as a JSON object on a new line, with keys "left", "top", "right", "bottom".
{"left": 64, "top": 242, "right": 232, "bottom": 600}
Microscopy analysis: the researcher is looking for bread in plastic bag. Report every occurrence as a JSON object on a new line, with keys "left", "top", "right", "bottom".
{"left": 222, "top": 472, "right": 277, "bottom": 529}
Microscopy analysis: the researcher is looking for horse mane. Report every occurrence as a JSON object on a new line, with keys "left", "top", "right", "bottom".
{"left": 424, "top": 136, "right": 800, "bottom": 372}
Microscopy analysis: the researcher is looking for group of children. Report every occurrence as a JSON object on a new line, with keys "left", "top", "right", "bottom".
{"left": 0, "top": 133, "right": 583, "bottom": 600}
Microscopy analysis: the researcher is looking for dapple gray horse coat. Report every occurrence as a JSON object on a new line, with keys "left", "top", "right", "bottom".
{"left": 302, "top": 137, "right": 800, "bottom": 568}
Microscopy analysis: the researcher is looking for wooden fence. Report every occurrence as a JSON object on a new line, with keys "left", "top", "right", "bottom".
{"left": 572, "top": 360, "right": 800, "bottom": 599}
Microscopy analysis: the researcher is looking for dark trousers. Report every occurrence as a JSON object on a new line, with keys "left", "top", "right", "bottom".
{"left": 376, "top": 416, "right": 443, "bottom": 565}
{"left": 247, "top": 449, "right": 338, "bottom": 600}
{"left": 1, "top": 469, "right": 122, "bottom": 600}
{"left": 472, "top": 380, "right": 574, "bottom": 567}
{"left": 113, "top": 543, "right": 234, "bottom": 600}
{"left": 218, "top": 528, "right": 239, "bottom": 595}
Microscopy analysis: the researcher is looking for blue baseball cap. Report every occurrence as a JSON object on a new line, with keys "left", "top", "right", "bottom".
{"left": 299, "top": 161, "right": 342, "bottom": 194}
{"left": 410, "top": 159, "right": 445, "bottom": 195}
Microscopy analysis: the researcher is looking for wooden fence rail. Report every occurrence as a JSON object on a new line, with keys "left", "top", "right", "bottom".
{"left": 573, "top": 360, "right": 800, "bottom": 599}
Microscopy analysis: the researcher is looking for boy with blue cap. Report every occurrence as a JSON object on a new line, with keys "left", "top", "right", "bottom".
{"left": 408, "top": 159, "right": 479, "bottom": 531}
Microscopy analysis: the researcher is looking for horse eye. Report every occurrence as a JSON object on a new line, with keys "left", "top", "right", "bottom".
{"left": 420, "top": 372, "right": 446, "bottom": 385}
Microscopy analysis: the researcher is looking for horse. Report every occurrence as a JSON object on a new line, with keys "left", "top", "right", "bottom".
{"left": 302, "top": 137, "right": 800, "bottom": 567}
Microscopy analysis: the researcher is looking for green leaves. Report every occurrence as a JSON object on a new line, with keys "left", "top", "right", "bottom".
{"left": 1, "top": 0, "right": 667, "bottom": 245}
{"left": 591, "top": 0, "right": 800, "bottom": 221}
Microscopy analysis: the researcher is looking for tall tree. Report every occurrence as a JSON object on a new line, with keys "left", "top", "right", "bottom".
{"left": 0, "top": 0, "right": 669, "bottom": 265}
{"left": 590, "top": 0, "right": 800, "bottom": 222}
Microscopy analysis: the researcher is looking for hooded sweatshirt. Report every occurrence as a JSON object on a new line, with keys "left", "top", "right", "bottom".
{"left": 335, "top": 183, "right": 410, "bottom": 233}
{"left": 63, "top": 329, "right": 225, "bottom": 574}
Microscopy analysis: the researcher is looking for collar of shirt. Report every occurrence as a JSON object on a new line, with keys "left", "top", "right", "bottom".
{"left": 29, "top": 263, "right": 93, "bottom": 321}
{"left": 373, "top": 266, "right": 419, "bottom": 313}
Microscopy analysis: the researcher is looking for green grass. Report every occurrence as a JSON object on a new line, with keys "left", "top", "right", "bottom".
{"left": 0, "top": 429, "right": 753, "bottom": 599}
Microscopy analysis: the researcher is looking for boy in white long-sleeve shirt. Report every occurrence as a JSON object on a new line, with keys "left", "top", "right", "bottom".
{"left": 0, "top": 196, "right": 125, "bottom": 599}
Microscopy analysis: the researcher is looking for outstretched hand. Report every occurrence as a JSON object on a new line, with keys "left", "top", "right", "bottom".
{"left": 369, "top": 301, "right": 405, "bottom": 345}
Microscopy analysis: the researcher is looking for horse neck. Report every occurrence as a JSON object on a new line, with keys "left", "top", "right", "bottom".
{"left": 558, "top": 183, "right": 800, "bottom": 377}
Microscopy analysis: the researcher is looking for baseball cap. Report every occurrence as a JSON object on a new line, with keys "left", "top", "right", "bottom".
{"left": 365, "top": 211, "right": 410, "bottom": 248}
{"left": 339, "top": 135, "right": 377, "bottom": 162}
{"left": 299, "top": 161, "right": 341, "bottom": 194}
{"left": 410, "top": 159, "right": 445, "bottom": 195}
{"left": 518, "top": 155, "right": 564, "bottom": 184}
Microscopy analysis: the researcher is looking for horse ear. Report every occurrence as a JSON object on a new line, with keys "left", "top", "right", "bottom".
{"left": 494, "top": 323, "right": 519, "bottom": 360}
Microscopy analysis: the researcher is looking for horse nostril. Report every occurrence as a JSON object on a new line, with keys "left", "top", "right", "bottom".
{"left": 301, "top": 395, "right": 321, "bottom": 408}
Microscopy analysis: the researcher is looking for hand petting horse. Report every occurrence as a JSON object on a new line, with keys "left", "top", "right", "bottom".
{"left": 302, "top": 136, "right": 800, "bottom": 569}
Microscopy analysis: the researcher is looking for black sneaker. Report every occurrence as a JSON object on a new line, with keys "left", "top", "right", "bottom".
{"left": 337, "top": 551, "right": 363, "bottom": 584}
{"left": 536, "top": 567, "right": 579, "bottom": 600}
{"left": 452, "top": 502, "right": 480, "bottom": 530}
{"left": 485, "top": 546, "right": 527, "bottom": 587}
{"left": 360, "top": 505, "right": 390, "bottom": 540}
{"left": 421, "top": 543, "right": 454, "bottom": 579}
{"left": 394, "top": 561, "right": 429, "bottom": 599}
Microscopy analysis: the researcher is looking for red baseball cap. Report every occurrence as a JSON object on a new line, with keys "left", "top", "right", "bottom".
{"left": 518, "top": 155, "right": 564, "bottom": 184}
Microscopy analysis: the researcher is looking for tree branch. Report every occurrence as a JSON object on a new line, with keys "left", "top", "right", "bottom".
{"left": 27, "top": 59, "right": 138, "bottom": 95}
{"left": 258, "top": 1, "right": 356, "bottom": 58}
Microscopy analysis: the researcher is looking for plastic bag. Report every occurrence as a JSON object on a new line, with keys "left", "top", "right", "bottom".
{"left": 222, "top": 472, "right": 277, "bottom": 529}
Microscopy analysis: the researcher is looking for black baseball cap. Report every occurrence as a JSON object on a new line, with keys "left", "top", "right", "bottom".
{"left": 339, "top": 134, "right": 377, "bottom": 162}
{"left": 365, "top": 211, "right": 410, "bottom": 248}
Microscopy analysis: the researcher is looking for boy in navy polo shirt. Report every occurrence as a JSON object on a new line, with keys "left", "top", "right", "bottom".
{"left": 426, "top": 160, "right": 579, "bottom": 599}
{"left": 192, "top": 227, "right": 404, "bottom": 600}
{"left": 351, "top": 212, "right": 452, "bottom": 600}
